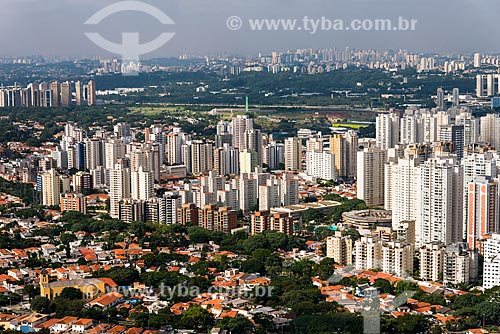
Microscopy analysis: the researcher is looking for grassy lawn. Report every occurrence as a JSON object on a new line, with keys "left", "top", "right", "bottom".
{"left": 332, "top": 123, "right": 370, "bottom": 129}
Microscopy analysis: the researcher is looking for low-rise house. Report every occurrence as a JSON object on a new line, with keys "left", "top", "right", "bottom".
{"left": 0, "top": 314, "right": 16, "bottom": 330}
{"left": 40, "top": 244, "right": 57, "bottom": 256}
{"left": 107, "top": 325, "right": 127, "bottom": 334}
{"left": 34, "top": 318, "right": 61, "bottom": 332}
{"left": 87, "top": 292, "right": 123, "bottom": 309}
{"left": 10, "top": 313, "right": 49, "bottom": 332}
{"left": 87, "top": 323, "right": 112, "bottom": 333}
{"left": 71, "top": 318, "right": 94, "bottom": 333}
{"left": 51, "top": 316, "right": 78, "bottom": 333}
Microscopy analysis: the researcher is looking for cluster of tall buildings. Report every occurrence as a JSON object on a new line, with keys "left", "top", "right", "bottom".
{"left": 217, "top": 49, "right": 500, "bottom": 76}
{"left": 476, "top": 73, "right": 500, "bottom": 98}
{"left": 354, "top": 88, "right": 500, "bottom": 286}
{"left": 326, "top": 220, "right": 415, "bottom": 278}
{"left": 39, "top": 116, "right": 347, "bottom": 233}
{"left": 0, "top": 81, "right": 96, "bottom": 107}
{"left": 34, "top": 109, "right": 364, "bottom": 237}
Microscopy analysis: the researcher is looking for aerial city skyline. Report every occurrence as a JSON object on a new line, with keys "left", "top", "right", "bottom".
{"left": 1, "top": 0, "right": 500, "bottom": 57}
{"left": 1, "top": 1, "right": 500, "bottom": 334}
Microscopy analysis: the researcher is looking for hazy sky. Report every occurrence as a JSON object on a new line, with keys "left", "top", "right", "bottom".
{"left": 1, "top": 0, "right": 499, "bottom": 57}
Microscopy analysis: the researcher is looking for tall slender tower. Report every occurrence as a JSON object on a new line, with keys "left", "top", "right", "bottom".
{"left": 75, "top": 81, "right": 82, "bottom": 106}
{"left": 231, "top": 115, "right": 254, "bottom": 149}
{"left": 88, "top": 80, "right": 96, "bottom": 106}
{"left": 50, "top": 81, "right": 61, "bottom": 107}
{"left": 60, "top": 81, "right": 71, "bottom": 107}
{"left": 109, "top": 160, "right": 131, "bottom": 218}
{"left": 437, "top": 87, "right": 445, "bottom": 111}
{"left": 284, "top": 137, "right": 302, "bottom": 171}
{"left": 357, "top": 147, "right": 386, "bottom": 207}
{"left": 376, "top": 113, "right": 400, "bottom": 149}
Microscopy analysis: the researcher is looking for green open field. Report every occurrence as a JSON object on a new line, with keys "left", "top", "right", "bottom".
{"left": 332, "top": 123, "right": 370, "bottom": 129}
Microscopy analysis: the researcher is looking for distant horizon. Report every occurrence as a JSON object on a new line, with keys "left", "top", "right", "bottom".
{"left": 1, "top": 0, "right": 499, "bottom": 58}
{"left": 2, "top": 47, "right": 500, "bottom": 61}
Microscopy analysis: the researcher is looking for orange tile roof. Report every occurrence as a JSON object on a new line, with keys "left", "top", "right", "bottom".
{"left": 73, "top": 318, "right": 93, "bottom": 326}
{"left": 35, "top": 318, "right": 61, "bottom": 329}
{"left": 189, "top": 256, "right": 200, "bottom": 263}
{"left": 57, "top": 316, "right": 78, "bottom": 324}
{"left": 415, "top": 302, "right": 431, "bottom": 308}
{"left": 89, "top": 292, "right": 123, "bottom": 307}
{"left": 219, "top": 310, "right": 238, "bottom": 318}
{"left": 98, "top": 277, "right": 118, "bottom": 287}
{"left": 108, "top": 325, "right": 127, "bottom": 334}
{"left": 87, "top": 323, "right": 112, "bottom": 333}
{"left": 201, "top": 299, "right": 224, "bottom": 307}
{"left": 467, "top": 329, "right": 489, "bottom": 334}
{"left": 0, "top": 275, "right": 16, "bottom": 282}
{"left": 434, "top": 314, "right": 456, "bottom": 324}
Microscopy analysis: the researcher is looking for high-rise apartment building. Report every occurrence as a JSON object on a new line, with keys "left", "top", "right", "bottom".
{"left": 419, "top": 242, "right": 445, "bottom": 282}
{"left": 60, "top": 81, "right": 71, "bottom": 107}
{"left": 330, "top": 134, "right": 347, "bottom": 178}
{"left": 264, "top": 142, "right": 285, "bottom": 171}
{"left": 483, "top": 233, "right": 500, "bottom": 289}
{"left": 40, "top": 169, "right": 61, "bottom": 207}
{"left": 109, "top": 161, "right": 131, "bottom": 218}
{"left": 189, "top": 140, "right": 214, "bottom": 175}
{"left": 259, "top": 177, "right": 281, "bottom": 211}
{"left": 231, "top": 115, "right": 253, "bottom": 149}
{"left": 60, "top": 193, "right": 87, "bottom": 214}
{"left": 419, "top": 157, "right": 463, "bottom": 246}
{"left": 326, "top": 232, "right": 353, "bottom": 266}
{"left": 480, "top": 114, "right": 500, "bottom": 150}
{"left": 75, "top": 81, "right": 83, "bottom": 106}
{"left": 305, "top": 150, "right": 336, "bottom": 180}
{"left": 443, "top": 243, "right": 478, "bottom": 285}
{"left": 386, "top": 157, "right": 421, "bottom": 228}
{"left": 438, "top": 125, "right": 465, "bottom": 159}
{"left": 239, "top": 176, "right": 258, "bottom": 212}
{"left": 199, "top": 205, "right": 238, "bottom": 232}
{"left": 376, "top": 113, "right": 400, "bottom": 149}
{"left": 50, "top": 81, "right": 60, "bottom": 107}
{"left": 462, "top": 152, "right": 498, "bottom": 241}
{"left": 355, "top": 235, "right": 382, "bottom": 271}
{"left": 131, "top": 166, "right": 154, "bottom": 201}
{"left": 467, "top": 176, "right": 500, "bottom": 250}
{"left": 280, "top": 173, "right": 299, "bottom": 207}
{"left": 284, "top": 137, "right": 302, "bottom": 171}
{"left": 250, "top": 211, "right": 293, "bottom": 235}
{"left": 240, "top": 149, "right": 258, "bottom": 174}
{"left": 452, "top": 88, "right": 460, "bottom": 107}
{"left": 244, "top": 129, "right": 263, "bottom": 165}
{"left": 357, "top": 146, "right": 386, "bottom": 206}
{"left": 178, "top": 203, "right": 199, "bottom": 226}
{"left": 437, "top": 87, "right": 445, "bottom": 111}
{"left": 382, "top": 240, "right": 414, "bottom": 277}
{"left": 88, "top": 80, "right": 96, "bottom": 106}
{"left": 214, "top": 144, "right": 239, "bottom": 176}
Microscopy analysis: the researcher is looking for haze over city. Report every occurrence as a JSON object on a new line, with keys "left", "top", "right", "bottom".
{"left": 3, "top": 1, "right": 500, "bottom": 334}
{"left": 1, "top": 0, "right": 500, "bottom": 57}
